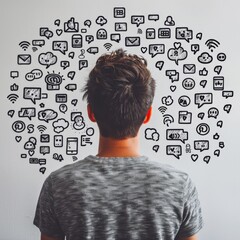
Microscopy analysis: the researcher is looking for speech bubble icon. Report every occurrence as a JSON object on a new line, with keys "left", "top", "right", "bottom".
{"left": 219, "top": 142, "right": 225, "bottom": 149}
{"left": 60, "top": 61, "right": 70, "bottom": 70}
{"left": 71, "top": 99, "right": 78, "bottom": 106}
{"left": 149, "top": 44, "right": 165, "bottom": 58}
{"left": 208, "top": 107, "right": 219, "bottom": 118}
{"left": 214, "top": 65, "right": 222, "bottom": 75}
{"left": 67, "top": 71, "right": 75, "bottom": 80}
{"left": 68, "top": 52, "right": 75, "bottom": 59}
{"left": 131, "top": 15, "right": 145, "bottom": 27}
{"left": 25, "top": 69, "right": 43, "bottom": 81}
{"left": 155, "top": 61, "right": 164, "bottom": 70}
{"left": 8, "top": 110, "right": 15, "bottom": 118}
{"left": 39, "top": 158, "right": 46, "bottom": 165}
{"left": 167, "top": 44, "right": 188, "bottom": 65}
{"left": 38, "top": 109, "right": 58, "bottom": 122}
{"left": 18, "top": 108, "right": 36, "bottom": 120}
{"left": 197, "top": 112, "right": 205, "bottom": 120}
{"left": 145, "top": 128, "right": 160, "bottom": 141}
{"left": 65, "top": 84, "right": 77, "bottom": 91}
{"left": 191, "top": 44, "right": 199, "bottom": 54}
{"left": 79, "top": 60, "right": 88, "bottom": 70}
{"left": 166, "top": 145, "right": 182, "bottom": 159}
{"left": 59, "top": 104, "right": 68, "bottom": 114}
{"left": 148, "top": 14, "right": 159, "bottom": 21}
{"left": 32, "top": 40, "right": 45, "bottom": 47}
{"left": 39, "top": 52, "right": 57, "bottom": 69}
{"left": 110, "top": 33, "right": 121, "bottom": 43}
{"left": 196, "top": 32, "right": 202, "bottom": 40}
{"left": 195, "top": 93, "right": 213, "bottom": 108}
{"left": 84, "top": 19, "right": 92, "bottom": 27}
{"left": 54, "top": 19, "right": 60, "bottom": 26}
{"left": 203, "top": 155, "right": 211, "bottom": 164}
{"left": 217, "top": 120, "right": 223, "bottom": 128}
{"left": 85, "top": 35, "right": 94, "bottom": 44}
{"left": 194, "top": 140, "right": 209, "bottom": 152}
{"left": 176, "top": 27, "right": 193, "bottom": 42}
{"left": 10, "top": 71, "right": 19, "bottom": 79}
{"left": 39, "top": 167, "right": 46, "bottom": 174}
{"left": 40, "top": 146, "right": 50, "bottom": 155}
{"left": 166, "top": 129, "right": 188, "bottom": 143}
{"left": 23, "top": 87, "right": 41, "bottom": 104}
{"left": 223, "top": 104, "right": 232, "bottom": 113}
{"left": 52, "top": 41, "right": 68, "bottom": 55}
{"left": 152, "top": 145, "right": 159, "bottom": 153}
{"left": 200, "top": 80, "right": 207, "bottom": 88}
{"left": 44, "top": 30, "right": 53, "bottom": 39}
{"left": 87, "top": 47, "right": 99, "bottom": 55}
{"left": 222, "top": 91, "right": 234, "bottom": 99}
{"left": 214, "top": 149, "right": 220, "bottom": 157}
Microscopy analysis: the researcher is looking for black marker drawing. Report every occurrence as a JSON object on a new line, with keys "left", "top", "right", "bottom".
{"left": 23, "top": 87, "right": 41, "bottom": 104}
{"left": 67, "top": 71, "right": 75, "bottom": 80}
{"left": 7, "top": 110, "right": 15, "bottom": 118}
{"left": 15, "top": 136, "right": 22, "bottom": 142}
{"left": 213, "top": 133, "right": 220, "bottom": 140}
{"left": 175, "top": 27, "right": 192, "bottom": 42}
{"left": 145, "top": 128, "right": 160, "bottom": 141}
{"left": 10, "top": 71, "right": 19, "bottom": 79}
{"left": 198, "top": 52, "right": 213, "bottom": 64}
{"left": 72, "top": 34, "right": 82, "bottom": 48}
{"left": 64, "top": 17, "right": 79, "bottom": 33}
{"left": 80, "top": 135, "right": 93, "bottom": 146}
{"left": 167, "top": 42, "right": 187, "bottom": 65}
{"left": 195, "top": 93, "right": 213, "bottom": 108}
{"left": 7, "top": 93, "right": 19, "bottom": 103}
{"left": 87, "top": 47, "right": 99, "bottom": 55}
{"left": 37, "top": 125, "right": 47, "bottom": 133}
{"left": 84, "top": 20, "right": 92, "bottom": 28}
{"left": 10, "top": 83, "right": 19, "bottom": 91}
{"left": 166, "top": 129, "right": 188, "bottom": 143}
{"left": 38, "top": 109, "right": 58, "bottom": 122}
{"left": 125, "top": 37, "right": 140, "bottom": 47}
{"left": 222, "top": 91, "right": 234, "bottom": 99}
{"left": 56, "top": 29, "right": 63, "bottom": 36}
{"left": 148, "top": 14, "right": 159, "bottom": 21}
{"left": 114, "top": 7, "right": 126, "bottom": 18}
{"left": 199, "top": 67, "right": 208, "bottom": 76}
{"left": 203, "top": 155, "right": 211, "bottom": 164}
{"left": 96, "top": 29, "right": 107, "bottom": 39}
{"left": 194, "top": 140, "right": 209, "bottom": 152}
{"left": 183, "top": 64, "right": 196, "bottom": 74}
{"left": 217, "top": 53, "right": 226, "bottom": 61}
{"left": 152, "top": 145, "right": 159, "bottom": 153}
{"left": 213, "top": 76, "right": 224, "bottom": 90}
{"left": 52, "top": 41, "right": 68, "bottom": 55}
{"left": 66, "top": 137, "right": 78, "bottom": 155}
{"left": 40, "top": 27, "right": 53, "bottom": 39}
{"left": 191, "top": 154, "right": 198, "bottom": 162}
{"left": 110, "top": 33, "right": 121, "bottom": 43}
{"left": 214, "top": 149, "right": 220, "bottom": 157}
{"left": 196, "top": 123, "right": 210, "bottom": 136}
{"left": 53, "top": 153, "right": 64, "bottom": 161}
{"left": 32, "top": 40, "right": 45, "bottom": 47}
{"left": 162, "top": 95, "right": 173, "bottom": 106}
{"left": 185, "top": 144, "right": 191, "bottom": 153}
{"left": 60, "top": 60, "right": 70, "bottom": 70}
{"left": 170, "top": 85, "right": 176, "bottom": 92}
{"left": 24, "top": 137, "right": 37, "bottom": 156}
{"left": 19, "top": 41, "right": 30, "bottom": 51}
{"left": 223, "top": 104, "right": 232, "bottom": 113}
{"left": 17, "top": 54, "right": 31, "bottom": 65}
{"left": 164, "top": 16, "right": 175, "bottom": 26}
{"left": 178, "top": 111, "right": 192, "bottom": 124}
{"left": 45, "top": 72, "right": 63, "bottom": 90}
{"left": 155, "top": 61, "right": 164, "bottom": 70}
{"left": 205, "top": 39, "right": 220, "bottom": 52}
{"left": 182, "top": 78, "right": 195, "bottom": 90}
{"left": 39, "top": 52, "right": 57, "bottom": 68}
{"left": 115, "top": 22, "right": 127, "bottom": 31}
{"left": 166, "top": 145, "right": 182, "bottom": 159}
{"left": 55, "top": 94, "right": 67, "bottom": 103}
{"left": 178, "top": 95, "right": 191, "bottom": 107}
{"left": 59, "top": 104, "right": 68, "bottom": 114}
{"left": 131, "top": 15, "right": 145, "bottom": 27}
{"left": 79, "top": 60, "right": 88, "bottom": 70}
{"left": 146, "top": 28, "right": 156, "bottom": 39}
{"left": 208, "top": 107, "right": 219, "bottom": 119}
{"left": 18, "top": 108, "right": 36, "bottom": 120}
{"left": 40, "top": 146, "right": 50, "bottom": 155}
{"left": 158, "top": 106, "right": 167, "bottom": 114}
{"left": 86, "top": 35, "right": 94, "bottom": 44}
{"left": 166, "top": 70, "right": 179, "bottom": 82}
{"left": 12, "top": 121, "right": 25, "bottom": 133}
{"left": 196, "top": 32, "right": 202, "bottom": 40}
{"left": 54, "top": 135, "right": 63, "bottom": 147}
{"left": 71, "top": 99, "right": 78, "bottom": 106}
{"left": 158, "top": 28, "right": 171, "bottom": 38}
{"left": 197, "top": 112, "right": 205, "bottom": 120}
{"left": 149, "top": 44, "right": 165, "bottom": 57}
{"left": 163, "top": 114, "right": 174, "bottom": 127}
{"left": 65, "top": 84, "right": 77, "bottom": 91}
{"left": 96, "top": 16, "right": 107, "bottom": 26}
{"left": 199, "top": 80, "right": 207, "bottom": 88}
{"left": 191, "top": 44, "right": 200, "bottom": 54}
{"left": 40, "top": 134, "right": 50, "bottom": 143}
{"left": 25, "top": 69, "right": 43, "bottom": 81}
{"left": 52, "top": 118, "right": 69, "bottom": 133}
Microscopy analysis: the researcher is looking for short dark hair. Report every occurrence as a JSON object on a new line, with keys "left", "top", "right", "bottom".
{"left": 82, "top": 49, "right": 155, "bottom": 139}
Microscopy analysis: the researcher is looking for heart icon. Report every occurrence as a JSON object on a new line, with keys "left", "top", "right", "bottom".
{"left": 141, "top": 47, "right": 147, "bottom": 53}
{"left": 29, "top": 150, "right": 35, "bottom": 156}
{"left": 56, "top": 29, "right": 63, "bottom": 36}
{"left": 174, "top": 42, "right": 181, "bottom": 49}
{"left": 191, "top": 154, "right": 198, "bottom": 162}
{"left": 170, "top": 85, "right": 176, "bottom": 92}
{"left": 15, "top": 136, "right": 22, "bottom": 142}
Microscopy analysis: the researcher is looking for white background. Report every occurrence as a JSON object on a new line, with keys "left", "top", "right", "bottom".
{"left": 0, "top": 0, "right": 240, "bottom": 239}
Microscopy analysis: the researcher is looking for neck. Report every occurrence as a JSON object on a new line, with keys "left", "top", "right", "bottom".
{"left": 97, "top": 134, "right": 140, "bottom": 158}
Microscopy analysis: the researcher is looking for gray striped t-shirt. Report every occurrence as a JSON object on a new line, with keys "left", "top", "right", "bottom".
{"left": 34, "top": 155, "right": 203, "bottom": 240}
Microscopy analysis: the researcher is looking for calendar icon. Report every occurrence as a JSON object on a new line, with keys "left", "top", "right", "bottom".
{"left": 114, "top": 7, "right": 126, "bottom": 18}
{"left": 158, "top": 28, "right": 171, "bottom": 38}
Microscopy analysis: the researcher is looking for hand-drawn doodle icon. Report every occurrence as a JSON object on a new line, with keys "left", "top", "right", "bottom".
{"left": 199, "top": 80, "right": 207, "bottom": 88}
{"left": 96, "top": 16, "right": 108, "bottom": 26}
{"left": 162, "top": 95, "right": 173, "bottom": 106}
{"left": 64, "top": 17, "right": 79, "bottom": 32}
{"left": 32, "top": 40, "right": 45, "bottom": 47}
{"left": 137, "top": 28, "right": 143, "bottom": 34}
{"left": 15, "top": 136, "right": 22, "bottom": 142}
{"left": 7, "top": 93, "right": 19, "bottom": 103}
{"left": 40, "top": 27, "right": 53, "bottom": 39}
{"left": 149, "top": 44, "right": 165, "bottom": 57}
{"left": 125, "top": 37, "right": 140, "bottom": 47}
{"left": 87, "top": 47, "right": 99, "bottom": 55}
{"left": 166, "top": 129, "right": 188, "bottom": 143}
{"left": 86, "top": 127, "right": 95, "bottom": 136}
{"left": 17, "top": 54, "right": 31, "bottom": 65}
{"left": 52, "top": 118, "right": 69, "bottom": 133}
{"left": 203, "top": 155, "right": 211, "bottom": 164}
{"left": 39, "top": 167, "right": 46, "bottom": 174}
{"left": 110, "top": 33, "right": 121, "bottom": 43}
{"left": 145, "top": 128, "right": 160, "bottom": 141}
{"left": 79, "top": 60, "right": 88, "bottom": 70}
{"left": 29, "top": 158, "right": 46, "bottom": 165}
{"left": 191, "top": 154, "right": 198, "bottom": 162}
{"left": 65, "top": 84, "right": 77, "bottom": 91}
{"left": 176, "top": 27, "right": 193, "bottom": 42}
{"left": 54, "top": 135, "right": 63, "bottom": 147}
{"left": 158, "top": 106, "right": 167, "bottom": 114}
{"left": 71, "top": 99, "right": 78, "bottom": 106}
{"left": 155, "top": 61, "right": 164, "bottom": 70}
{"left": 59, "top": 104, "right": 68, "bottom": 114}
{"left": 104, "top": 43, "right": 112, "bottom": 51}
{"left": 10, "top": 83, "right": 19, "bottom": 91}
{"left": 18, "top": 108, "right": 36, "bottom": 120}
{"left": 217, "top": 120, "right": 223, "bottom": 128}
{"left": 40, "top": 134, "right": 50, "bottom": 143}
{"left": 81, "top": 28, "right": 87, "bottom": 33}
{"left": 214, "top": 149, "right": 220, "bottom": 157}
{"left": 213, "top": 76, "right": 224, "bottom": 90}
{"left": 146, "top": 28, "right": 155, "bottom": 39}
{"left": 115, "top": 22, "right": 127, "bottom": 31}
{"left": 199, "top": 67, "right": 208, "bottom": 76}
{"left": 12, "top": 120, "right": 26, "bottom": 133}
{"left": 195, "top": 93, "right": 213, "bottom": 108}
{"left": 19, "top": 41, "right": 30, "bottom": 51}
{"left": 72, "top": 34, "right": 82, "bottom": 48}
{"left": 131, "top": 15, "right": 145, "bottom": 27}
{"left": 213, "top": 133, "right": 220, "bottom": 140}
{"left": 158, "top": 28, "right": 171, "bottom": 38}
{"left": 182, "top": 78, "right": 195, "bottom": 90}
{"left": 39, "top": 52, "right": 57, "bottom": 68}
{"left": 37, "top": 125, "right": 47, "bottom": 133}
{"left": 168, "top": 43, "right": 188, "bottom": 65}
{"left": 52, "top": 41, "right": 68, "bottom": 55}
{"left": 96, "top": 29, "right": 107, "bottom": 39}
{"left": 10, "top": 71, "right": 19, "bottom": 79}
{"left": 205, "top": 39, "right": 220, "bottom": 52}
{"left": 166, "top": 145, "right": 182, "bottom": 159}
{"left": 196, "top": 32, "right": 202, "bottom": 40}
{"left": 60, "top": 61, "right": 70, "bottom": 70}
{"left": 166, "top": 70, "right": 179, "bottom": 82}
{"left": 198, "top": 112, "right": 205, "bottom": 120}
{"left": 178, "top": 95, "right": 191, "bottom": 107}
{"left": 45, "top": 72, "right": 63, "bottom": 90}
{"left": 191, "top": 44, "right": 200, "bottom": 54}
{"left": 185, "top": 144, "right": 191, "bottom": 153}
{"left": 66, "top": 137, "right": 78, "bottom": 155}
{"left": 55, "top": 94, "right": 67, "bottom": 103}
{"left": 163, "top": 114, "right": 174, "bottom": 127}
{"left": 208, "top": 107, "right": 219, "bottom": 118}
{"left": 152, "top": 145, "right": 159, "bottom": 153}
{"left": 25, "top": 69, "right": 43, "bottom": 81}
{"left": 114, "top": 7, "right": 126, "bottom": 18}
{"left": 67, "top": 71, "right": 75, "bottom": 80}
{"left": 217, "top": 53, "right": 226, "bottom": 61}
{"left": 55, "top": 29, "right": 63, "bottom": 36}
{"left": 223, "top": 104, "right": 232, "bottom": 114}
{"left": 24, "top": 137, "right": 37, "bottom": 156}
{"left": 84, "top": 20, "right": 92, "bottom": 28}
{"left": 54, "top": 19, "right": 60, "bottom": 26}
{"left": 194, "top": 140, "right": 209, "bottom": 152}
{"left": 170, "top": 85, "right": 176, "bottom": 92}
{"left": 27, "top": 124, "right": 34, "bottom": 133}
{"left": 164, "top": 16, "right": 175, "bottom": 26}
{"left": 214, "top": 65, "right": 222, "bottom": 75}
{"left": 80, "top": 135, "right": 92, "bottom": 146}
{"left": 196, "top": 123, "right": 210, "bottom": 135}
{"left": 141, "top": 47, "right": 147, "bottom": 53}
{"left": 148, "top": 14, "right": 159, "bottom": 21}
{"left": 198, "top": 52, "right": 213, "bottom": 64}
{"left": 21, "top": 154, "right": 27, "bottom": 158}
{"left": 183, "top": 64, "right": 196, "bottom": 74}
{"left": 85, "top": 35, "right": 94, "bottom": 44}
{"left": 7, "top": 110, "right": 15, "bottom": 118}
{"left": 219, "top": 142, "right": 225, "bottom": 149}
{"left": 178, "top": 111, "right": 192, "bottom": 124}
{"left": 53, "top": 153, "right": 64, "bottom": 161}
{"left": 23, "top": 87, "right": 41, "bottom": 104}
{"left": 38, "top": 109, "right": 58, "bottom": 122}
{"left": 68, "top": 52, "right": 75, "bottom": 59}
{"left": 222, "top": 91, "right": 234, "bottom": 99}
{"left": 71, "top": 112, "right": 85, "bottom": 130}
{"left": 40, "top": 146, "right": 50, "bottom": 155}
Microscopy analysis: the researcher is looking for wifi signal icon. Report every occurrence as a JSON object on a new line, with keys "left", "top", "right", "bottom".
{"left": 19, "top": 41, "right": 30, "bottom": 51}
{"left": 104, "top": 43, "right": 112, "bottom": 51}
{"left": 7, "top": 94, "right": 19, "bottom": 103}
{"left": 158, "top": 106, "right": 167, "bottom": 114}
{"left": 37, "top": 125, "right": 47, "bottom": 133}
{"left": 205, "top": 39, "right": 220, "bottom": 52}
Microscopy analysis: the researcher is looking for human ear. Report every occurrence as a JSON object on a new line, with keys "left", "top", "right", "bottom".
{"left": 87, "top": 104, "right": 96, "bottom": 122}
{"left": 143, "top": 106, "right": 152, "bottom": 124}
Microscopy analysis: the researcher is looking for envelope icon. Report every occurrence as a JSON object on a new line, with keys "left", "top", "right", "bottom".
{"left": 125, "top": 37, "right": 140, "bottom": 47}
{"left": 183, "top": 64, "right": 196, "bottom": 74}
{"left": 17, "top": 54, "right": 31, "bottom": 65}
{"left": 64, "top": 18, "right": 79, "bottom": 33}
{"left": 40, "top": 134, "right": 50, "bottom": 143}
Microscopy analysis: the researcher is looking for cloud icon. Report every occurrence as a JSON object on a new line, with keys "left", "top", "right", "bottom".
{"left": 38, "top": 52, "right": 57, "bottom": 68}
{"left": 162, "top": 95, "right": 173, "bottom": 106}
{"left": 52, "top": 118, "right": 69, "bottom": 133}
{"left": 145, "top": 128, "right": 160, "bottom": 141}
{"left": 198, "top": 52, "right": 213, "bottom": 64}
{"left": 96, "top": 16, "right": 107, "bottom": 26}
{"left": 167, "top": 43, "right": 188, "bottom": 65}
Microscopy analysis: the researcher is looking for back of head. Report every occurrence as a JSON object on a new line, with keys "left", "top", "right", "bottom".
{"left": 82, "top": 49, "right": 156, "bottom": 139}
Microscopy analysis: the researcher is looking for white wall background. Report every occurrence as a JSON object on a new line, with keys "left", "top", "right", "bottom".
{"left": 0, "top": 0, "right": 240, "bottom": 239}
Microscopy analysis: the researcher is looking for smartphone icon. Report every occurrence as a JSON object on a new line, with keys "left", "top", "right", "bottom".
{"left": 66, "top": 137, "right": 78, "bottom": 155}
